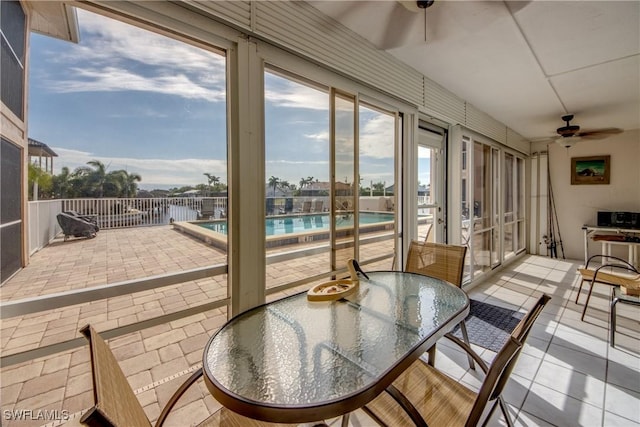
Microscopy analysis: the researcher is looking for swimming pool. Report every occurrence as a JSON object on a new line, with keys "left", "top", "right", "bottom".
{"left": 196, "top": 212, "right": 394, "bottom": 236}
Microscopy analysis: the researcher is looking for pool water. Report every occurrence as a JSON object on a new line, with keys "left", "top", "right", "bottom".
{"left": 197, "top": 212, "right": 394, "bottom": 236}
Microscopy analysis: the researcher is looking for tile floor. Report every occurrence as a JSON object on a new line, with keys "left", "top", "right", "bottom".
{"left": 434, "top": 255, "right": 640, "bottom": 427}
{"left": 2, "top": 244, "right": 639, "bottom": 426}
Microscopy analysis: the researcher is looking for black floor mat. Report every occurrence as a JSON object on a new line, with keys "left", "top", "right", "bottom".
{"left": 451, "top": 299, "right": 525, "bottom": 352}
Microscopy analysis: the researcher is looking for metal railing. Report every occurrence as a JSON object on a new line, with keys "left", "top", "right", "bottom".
{"left": 61, "top": 197, "right": 228, "bottom": 228}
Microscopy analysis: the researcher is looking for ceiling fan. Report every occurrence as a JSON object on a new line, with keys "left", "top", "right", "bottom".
{"left": 399, "top": 0, "right": 435, "bottom": 13}
{"left": 554, "top": 115, "right": 622, "bottom": 148}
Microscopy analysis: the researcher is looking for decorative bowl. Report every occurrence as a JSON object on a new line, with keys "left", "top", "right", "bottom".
{"left": 307, "top": 279, "right": 358, "bottom": 301}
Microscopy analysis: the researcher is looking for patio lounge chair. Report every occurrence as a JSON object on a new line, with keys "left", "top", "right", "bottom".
{"left": 64, "top": 210, "right": 99, "bottom": 227}
{"left": 57, "top": 212, "right": 99, "bottom": 241}
{"left": 198, "top": 199, "right": 216, "bottom": 219}
{"left": 302, "top": 200, "right": 312, "bottom": 213}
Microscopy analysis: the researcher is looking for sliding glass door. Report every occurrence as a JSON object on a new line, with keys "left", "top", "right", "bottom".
{"left": 460, "top": 134, "right": 525, "bottom": 282}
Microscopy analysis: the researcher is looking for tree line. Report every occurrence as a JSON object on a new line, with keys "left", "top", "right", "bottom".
{"left": 29, "top": 160, "right": 141, "bottom": 200}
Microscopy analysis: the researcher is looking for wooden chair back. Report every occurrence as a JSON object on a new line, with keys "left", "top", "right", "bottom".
{"left": 465, "top": 294, "right": 551, "bottom": 427}
{"left": 405, "top": 240, "right": 467, "bottom": 287}
{"left": 80, "top": 325, "right": 151, "bottom": 427}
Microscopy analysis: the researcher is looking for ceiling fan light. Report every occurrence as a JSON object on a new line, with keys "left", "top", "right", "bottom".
{"left": 556, "top": 135, "right": 581, "bottom": 148}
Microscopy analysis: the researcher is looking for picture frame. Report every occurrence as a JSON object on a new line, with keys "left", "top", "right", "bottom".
{"left": 571, "top": 155, "right": 610, "bottom": 185}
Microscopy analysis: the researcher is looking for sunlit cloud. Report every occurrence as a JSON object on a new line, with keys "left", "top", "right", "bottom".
{"left": 50, "top": 67, "right": 224, "bottom": 101}
{"left": 305, "top": 131, "right": 329, "bottom": 141}
{"left": 42, "top": 9, "right": 225, "bottom": 101}
{"left": 360, "top": 114, "right": 395, "bottom": 159}
{"left": 265, "top": 85, "right": 329, "bottom": 111}
{"left": 267, "top": 159, "right": 328, "bottom": 165}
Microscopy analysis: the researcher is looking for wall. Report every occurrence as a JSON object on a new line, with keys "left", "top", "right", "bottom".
{"left": 533, "top": 129, "right": 640, "bottom": 261}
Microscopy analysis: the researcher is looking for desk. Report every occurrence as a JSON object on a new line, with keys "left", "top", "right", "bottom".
{"left": 582, "top": 226, "right": 640, "bottom": 268}
{"left": 202, "top": 271, "right": 469, "bottom": 424}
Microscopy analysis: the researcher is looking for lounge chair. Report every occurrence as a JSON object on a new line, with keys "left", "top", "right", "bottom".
{"left": 198, "top": 199, "right": 216, "bottom": 219}
{"left": 57, "top": 212, "right": 99, "bottom": 241}
{"left": 64, "top": 210, "right": 99, "bottom": 227}
{"left": 302, "top": 200, "right": 312, "bottom": 213}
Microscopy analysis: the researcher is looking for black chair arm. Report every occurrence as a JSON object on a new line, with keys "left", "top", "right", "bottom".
{"left": 592, "top": 263, "right": 639, "bottom": 284}
{"left": 585, "top": 254, "right": 633, "bottom": 270}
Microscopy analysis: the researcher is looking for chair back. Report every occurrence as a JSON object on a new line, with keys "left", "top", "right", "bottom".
{"left": 80, "top": 325, "right": 151, "bottom": 427}
{"left": 405, "top": 240, "right": 467, "bottom": 287}
{"left": 465, "top": 294, "right": 551, "bottom": 427}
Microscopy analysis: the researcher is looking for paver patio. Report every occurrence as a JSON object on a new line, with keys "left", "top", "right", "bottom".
{"left": 1, "top": 225, "right": 637, "bottom": 426}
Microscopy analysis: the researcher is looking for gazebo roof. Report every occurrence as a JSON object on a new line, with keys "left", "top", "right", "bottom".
{"left": 28, "top": 138, "right": 58, "bottom": 157}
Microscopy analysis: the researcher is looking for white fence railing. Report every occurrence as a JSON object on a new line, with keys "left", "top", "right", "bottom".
{"left": 28, "top": 200, "right": 63, "bottom": 254}
{"left": 61, "top": 197, "right": 228, "bottom": 228}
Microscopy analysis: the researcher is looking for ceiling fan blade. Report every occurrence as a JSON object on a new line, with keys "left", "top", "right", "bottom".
{"left": 578, "top": 128, "right": 623, "bottom": 139}
{"left": 377, "top": 4, "right": 425, "bottom": 49}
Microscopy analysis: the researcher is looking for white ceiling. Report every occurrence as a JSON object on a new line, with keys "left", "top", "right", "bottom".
{"left": 309, "top": 1, "right": 640, "bottom": 141}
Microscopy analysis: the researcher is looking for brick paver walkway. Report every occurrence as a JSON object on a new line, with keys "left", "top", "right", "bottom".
{"left": 0, "top": 224, "right": 397, "bottom": 426}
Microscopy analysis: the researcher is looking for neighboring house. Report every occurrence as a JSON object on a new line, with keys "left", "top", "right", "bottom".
{"left": 28, "top": 138, "right": 58, "bottom": 174}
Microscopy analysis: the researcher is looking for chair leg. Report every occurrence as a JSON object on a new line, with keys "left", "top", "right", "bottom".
{"left": 480, "top": 399, "right": 499, "bottom": 427}
{"left": 427, "top": 344, "right": 436, "bottom": 367}
{"left": 576, "top": 279, "right": 585, "bottom": 304}
{"left": 340, "top": 412, "right": 350, "bottom": 427}
{"left": 498, "top": 396, "right": 515, "bottom": 427}
{"left": 610, "top": 294, "right": 619, "bottom": 347}
{"left": 459, "top": 320, "right": 476, "bottom": 370}
{"left": 581, "top": 280, "right": 597, "bottom": 321}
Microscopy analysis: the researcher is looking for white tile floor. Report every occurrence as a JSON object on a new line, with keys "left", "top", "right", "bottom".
{"left": 334, "top": 255, "right": 639, "bottom": 427}
{"left": 434, "top": 255, "right": 639, "bottom": 427}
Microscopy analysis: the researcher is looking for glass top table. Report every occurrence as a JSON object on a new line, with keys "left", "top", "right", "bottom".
{"left": 202, "top": 271, "right": 469, "bottom": 423}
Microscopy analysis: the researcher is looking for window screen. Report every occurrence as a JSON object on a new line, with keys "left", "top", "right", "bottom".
{"left": 0, "top": 0, "right": 25, "bottom": 119}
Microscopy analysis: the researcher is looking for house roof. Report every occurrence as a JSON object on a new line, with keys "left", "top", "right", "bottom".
{"left": 28, "top": 138, "right": 58, "bottom": 157}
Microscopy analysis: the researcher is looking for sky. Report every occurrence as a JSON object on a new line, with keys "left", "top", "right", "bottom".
{"left": 28, "top": 8, "right": 428, "bottom": 191}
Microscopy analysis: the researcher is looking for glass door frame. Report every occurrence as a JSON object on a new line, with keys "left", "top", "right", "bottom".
{"left": 417, "top": 124, "right": 446, "bottom": 243}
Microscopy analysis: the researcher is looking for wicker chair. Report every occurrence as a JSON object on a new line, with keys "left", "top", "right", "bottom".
{"left": 576, "top": 254, "right": 638, "bottom": 321}
{"left": 79, "top": 325, "right": 326, "bottom": 427}
{"left": 405, "top": 240, "right": 474, "bottom": 369}
{"left": 362, "top": 294, "right": 551, "bottom": 427}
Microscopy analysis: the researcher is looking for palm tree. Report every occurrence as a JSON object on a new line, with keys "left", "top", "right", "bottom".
{"left": 112, "top": 170, "right": 142, "bottom": 197}
{"left": 28, "top": 163, "right": 52, "bottom": 200}
{"left": 268, "top": 176, "right": 280, "bottom": 197}
{"left": 53, "top": 166, "right": 73, "bottom": 198}
{"left": 204, "top": 173, "right": 221, "bottom": 195}
{"left": 372, "top": 181, "right": 385, "bottom": 195}
{"left": 73, "top": 160, "right": 108, "bottom": 197}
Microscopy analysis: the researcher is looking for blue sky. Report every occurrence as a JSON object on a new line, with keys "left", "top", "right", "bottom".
{"left": 29, "top": 8, "right": 424, "bottom": 191}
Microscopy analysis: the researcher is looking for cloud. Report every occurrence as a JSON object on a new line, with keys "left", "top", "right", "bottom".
{"left": 304, "top": 131, "right": 329, "bottom": 142}
{"left": 360, "top": 113, "right": 395, "bottom": 159}
{"left": 265, "top": 87, "right": 329, "bottom": 111}
{"left": 52, "top": 147, "right": 227, "bottom": 189}
{"left": 50, "top": 67, "right": 224, "bottom": 101}
{"left": 42, "top": 9, "right": 226, "bottom": 101}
